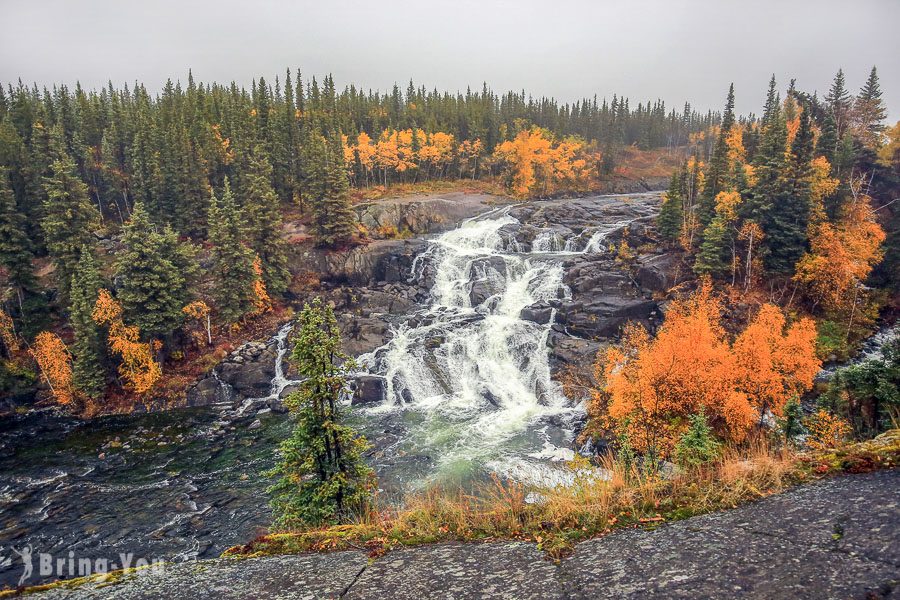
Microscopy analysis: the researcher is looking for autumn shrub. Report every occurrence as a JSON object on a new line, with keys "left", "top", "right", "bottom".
{"left": 595, "top": 282, "right": 819, "bottom": 460}
{"left": 804, "top": 409, "right": 851, "bottom": 450}
{"left": 376, "top": 224, "right": 400, "bottom": 239}
{"left": 92, "top": 289, "right": 162, "bottom": 394}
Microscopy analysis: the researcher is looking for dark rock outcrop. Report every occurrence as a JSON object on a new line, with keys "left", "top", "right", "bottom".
{"left": 351, "top": 375, "right": 387, "bottom": 406}
{"left": 186, "top": 341, "right": 276, "bottom": 407}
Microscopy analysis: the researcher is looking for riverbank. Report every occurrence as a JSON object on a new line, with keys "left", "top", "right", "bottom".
{"left": 15, "top": 464, "right": 899, "bottom": 599}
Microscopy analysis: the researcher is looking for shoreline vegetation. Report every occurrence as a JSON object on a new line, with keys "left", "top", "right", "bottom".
{"left": 229, "top": 430, "right": 899, "bottom": 562}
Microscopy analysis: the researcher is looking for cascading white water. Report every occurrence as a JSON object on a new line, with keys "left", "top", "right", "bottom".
{"left": 532, "top": 231, "right": 565, "bottom": 253}
{"left": 358, "top": 210, "right": 584, "bottom": 486}
{"left": 230, "top": 323, "right": 296, "bottom": 417}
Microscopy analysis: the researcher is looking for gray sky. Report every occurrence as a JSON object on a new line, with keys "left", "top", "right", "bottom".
{"left": 2, "top": 0, "right": 898, "bottom": 122}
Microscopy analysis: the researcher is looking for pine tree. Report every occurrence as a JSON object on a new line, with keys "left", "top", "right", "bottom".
{"left": 0, "top": 168, "right": 35, "bottom": 297}
{"left": 41, "top": 129, "right": 100, "bottom": 298}
{"left": 240, "top": 144, "right": 290, "bottom": 295}
{"left": 657, "top": 170, "right": 683, "bottom": 243}
{"left": 116, "top": 202, "right": 189, "bottom": 341}
{"left": 694, "top": 216, "right": 730, "bottom": 277}
{"left": 698, "top": 84, "right": 735, "bottom": 228}
{"left": 208, "top": 179, "right": 256, "bottom": 324}
{"left": 70, "top": 246, "right": 106, "bottom": 399}
{"left": 854, "top": 66, "right": 887, "bottom": 149}
{"left": 268, "top": 298, "right": 375, "bottom": 527}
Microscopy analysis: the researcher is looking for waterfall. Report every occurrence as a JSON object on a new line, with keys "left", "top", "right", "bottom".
{"left": 358, "top": 210, "right": 583, "bottom": 486}
{"left": 230, "top": 323, "right": 296, "bottom": 417}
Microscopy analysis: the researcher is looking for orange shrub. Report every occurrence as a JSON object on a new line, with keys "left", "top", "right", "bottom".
{"left": 596, "top": 282, "right": 820, "bottom": 458}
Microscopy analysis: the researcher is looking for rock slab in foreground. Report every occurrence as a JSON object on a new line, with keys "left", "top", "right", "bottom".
{"left": 32, "top": 470, "right": 899, "bottom": 599}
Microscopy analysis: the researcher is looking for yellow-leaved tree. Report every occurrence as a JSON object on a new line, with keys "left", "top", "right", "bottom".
{"left": 92, "top": 289, "right": 162, "bottom": 394}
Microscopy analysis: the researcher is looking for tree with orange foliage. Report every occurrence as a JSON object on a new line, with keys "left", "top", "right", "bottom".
{"left": 252, "top": 256, "right": 273, "bottom": 315}
{"left": 92, "top": 289, "right": 162, "bottom": 394}
{"left": 794, "top": 194, "right": 885, "bottom": 319}
{"left": 732, "top": 304, "right": 820, "bottom": 423}
{"left": 806, "top": 156, "right": 839, "bottom": 226}
{"left": 30, "top": 332, "right": 75, "bottom": 405}
{"left": 493, "top": 128, "right": 595, "bottom": 198}
{"left": 594, "top": 283, "right": 820, "bottom": 460}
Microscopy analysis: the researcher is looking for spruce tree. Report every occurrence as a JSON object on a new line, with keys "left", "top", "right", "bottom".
{"left": 268, "top": 298, "right": 375, "bottom": 527}
{"left": 698, "top": 84, "right": 735, "bottom": 228}
{"left": 316, "top": 130, "right": 356, "bottom": 247}
{"left": 116, "top": 202, "right": 189, "bottom": 341}
{"left": 208, "top": 179, "right": 256, "bottom": 324}
{"left": 825, "top": 69, "right": 852, "bottom": 138}
{"left": 41, "top": 129, "right": 100, "bottom": 299}
{"left": 694, "top": 216, "right": 730, "bottom": 278}
{"left": 766, "top": 107, "right": 814, "bottom": 273}
{"left": 657, "top": 171, "right": 683, "bottom": 243}
{"left": 0, "top": 168, "right": 35, "bottom": 297}
{"left": 743, "top": 79, "right": 787, "bottom": 271}
{"left": 70, "top": 246, "right": 106, "bottom": 399}
{"left": 817, "top": 112, "right": 838, "bottom": 164}
{"left": 240, "top": 144, "right": 290, "bottom": 295}
{"left": 855, "top": 66, "right": 887, "bottom": 148}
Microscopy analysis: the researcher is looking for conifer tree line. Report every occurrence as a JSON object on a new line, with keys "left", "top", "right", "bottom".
{"left": 657, "top": 67, "right": 898, "bottom": 350}
{"left": 0, "top": 70, "right": 713, "bottom": 405}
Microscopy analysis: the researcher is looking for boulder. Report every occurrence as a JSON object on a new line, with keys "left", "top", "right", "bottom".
{"left": 185, "top": 377, "right": 232, "bottom": 407}
{"left": 635, "top": 253, "right": 689, "bottom": 293}
{"left": 520, "top": 305, "right": 554, "bottom": 325}
{"left": 352, "top": 375, "right": 387, "bottom": 406}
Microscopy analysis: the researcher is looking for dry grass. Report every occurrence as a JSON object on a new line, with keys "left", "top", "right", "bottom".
{"left": 226, "top": 430, "right": 898, "bottom": 560}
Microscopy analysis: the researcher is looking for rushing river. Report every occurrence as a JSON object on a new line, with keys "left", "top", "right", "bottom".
{"left": 0, "top": 200, "right": 627, "bottom": 588}
{"left": 357, "top": 208, "right": 587, "bottom": 489}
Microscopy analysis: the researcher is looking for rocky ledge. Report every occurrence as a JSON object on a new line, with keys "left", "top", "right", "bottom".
{"left": 30, "top": 469, "right": 900, "bottom": 599}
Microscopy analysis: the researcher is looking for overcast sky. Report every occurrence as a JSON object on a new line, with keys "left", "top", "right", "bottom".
{"left": 2, "top": 0, "right": 898, "bottom": 122}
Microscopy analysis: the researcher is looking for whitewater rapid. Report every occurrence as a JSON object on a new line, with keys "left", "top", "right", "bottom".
{"left": 357, "top": 207, "right": 619, "bottom": 487}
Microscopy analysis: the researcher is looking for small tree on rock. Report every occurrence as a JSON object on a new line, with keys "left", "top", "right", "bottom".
{"left": 269, "top": 298, "right": 375, "bottom": 527}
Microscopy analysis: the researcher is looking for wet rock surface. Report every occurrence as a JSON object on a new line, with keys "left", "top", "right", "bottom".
{"left": 31, "top": 470, "right": 900, "bottom": 599}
